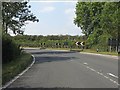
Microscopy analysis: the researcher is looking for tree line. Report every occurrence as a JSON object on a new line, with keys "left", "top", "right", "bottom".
{"left": 13, "top": 35, "right": 86, "bottom": 48}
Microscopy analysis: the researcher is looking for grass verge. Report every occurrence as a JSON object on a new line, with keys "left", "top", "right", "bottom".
{"left": 81, "top": 49, "right": 118, "bottom": 56}
{"left": 2, "top": 52, "right": 33, "bottom": 85}
{"left": 47, "top": 48, "right": 118, "bottom": 56}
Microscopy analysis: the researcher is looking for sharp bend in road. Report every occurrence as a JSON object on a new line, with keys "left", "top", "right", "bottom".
{"left": 7, "top": 49, "right": 118, "bottom": 88}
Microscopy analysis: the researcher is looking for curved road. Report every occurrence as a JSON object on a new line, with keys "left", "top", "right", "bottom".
{"left": 7, "top": 49, "right": 118, "bottom": 88}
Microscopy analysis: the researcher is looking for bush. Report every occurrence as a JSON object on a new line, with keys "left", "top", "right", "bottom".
{"left": 2, "top": 34, "right": 21, "bottom": 64}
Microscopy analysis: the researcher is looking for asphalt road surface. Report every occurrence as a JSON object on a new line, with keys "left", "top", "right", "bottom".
{"left": 7, "top": 49, "right": 119, "bottom": 88}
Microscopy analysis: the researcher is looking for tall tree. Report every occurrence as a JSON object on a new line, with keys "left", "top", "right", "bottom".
{"left": 74, "top": 2, "right": 91, "bottom": 37}
{"left": 2, "top": 2, "right": 39, "bottom": 34}
{"left": 74, "top": 2, "right": 104, "bottom": 37}
{"left": 74, "top": 2, "right": 119, "bottom": 50}
{"left": 100, "top": 2, "right": 119, "bottom": 38}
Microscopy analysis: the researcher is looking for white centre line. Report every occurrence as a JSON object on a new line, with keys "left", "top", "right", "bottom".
{"left": 81, "top": 63, "right": 119, "bottom": 86}
{"left": 83, "top": 62, "right": 88, "bottom": 65}
{"left": 68, "top": 60, "right": 119, "bottom": 86}
{"left": 107, "top": 73, "right": 118, "bottom": 79}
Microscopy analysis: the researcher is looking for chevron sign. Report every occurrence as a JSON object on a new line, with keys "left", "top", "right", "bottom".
{"left": 76, "top": 42, "right": 85, "bottom": 46}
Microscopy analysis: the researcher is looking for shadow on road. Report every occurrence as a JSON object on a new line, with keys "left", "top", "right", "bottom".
{"left": 30, "top": 51, "right": 77, "bottom": 55}
{"left": 35, "top": 56, "right": 76, "bottom": 64}
{"left": 25, "top": 49, "right": 78, "bottom": 63}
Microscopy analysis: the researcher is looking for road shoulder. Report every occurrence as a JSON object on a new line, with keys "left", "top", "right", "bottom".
{"left": 80, "top": 52, "right": 118, "bottom": 60}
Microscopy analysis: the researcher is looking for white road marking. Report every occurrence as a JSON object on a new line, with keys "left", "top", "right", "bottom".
{"left": 96, "top": 71, "right": 99, "bottom": 74}
{"left": 104, "top": 76, "right": 109, "bottom": 79}
{"left": 2, "top": 55, "right": 36, "bottom": 89}
{"left": 90, "top": 68, "right": 96, "bottom": 72}
{"left": 86, "top": 66, "right": 90, "bottom": 69}
{"left": 107, "top": 73, "right": 118, "bottom": 79}
{"left": 81, "top": 63, "right": 119, "bottom": 86}
{"left": 83, "top": 62, "right": 88, "bottom": 65}
{"left": 99, "top": 72, "right": 103, "bottom": 76}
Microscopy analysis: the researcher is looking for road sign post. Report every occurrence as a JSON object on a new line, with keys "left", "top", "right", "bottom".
{"left": 108, "top": 38, "right": 118, "bottom": 52}
{"left": 109, "top": 46, "right": 112, "bottom": 52}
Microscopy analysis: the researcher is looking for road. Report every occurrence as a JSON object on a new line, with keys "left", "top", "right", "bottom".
{"left": 7, "top": 49, "right": 119, "bottom": 88}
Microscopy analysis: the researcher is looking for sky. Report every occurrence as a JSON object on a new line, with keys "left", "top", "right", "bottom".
{"left": 23, "top": 0, "right": 83, "bottom": 36}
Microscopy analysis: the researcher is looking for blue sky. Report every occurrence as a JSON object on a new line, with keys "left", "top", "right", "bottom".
{"left": 23, "top": 1, "right": 83, "bottom": 36}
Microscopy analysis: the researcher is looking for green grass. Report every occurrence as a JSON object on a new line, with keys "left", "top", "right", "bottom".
{"left": 47, "top": 48, "right": 118, "bottom": 56}
{"left": 81, "top": 49, "right": 118, "bottom": 56}
{"left": 2, "top": 52, "right": 33, "bottom": 85}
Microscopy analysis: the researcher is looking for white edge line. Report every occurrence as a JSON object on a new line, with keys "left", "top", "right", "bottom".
{"left": 2, "top": 55, "right": 35, "bottom": 89}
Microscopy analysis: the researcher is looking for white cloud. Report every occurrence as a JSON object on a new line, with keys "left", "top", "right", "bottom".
{"left": 40, "top": 6, "right": 55, "bottom": 13}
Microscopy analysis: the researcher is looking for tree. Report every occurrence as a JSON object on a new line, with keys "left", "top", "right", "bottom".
{"left": 2, "top": 2, "right": 39, "bottom": 34}
{"left": 74, "top": 2, "right": 91, "bottom": 37}
{"left": 74, "top": 2, "right": 104, "bottom": 37}
{"left": 100, "top": 2, "right": 119, "bottom": 38}
{"left": 74, "top": 2, "right": 119, "bottom": 51}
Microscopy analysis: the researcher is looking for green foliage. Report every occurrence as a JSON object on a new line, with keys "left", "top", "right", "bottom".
{"left": 87, "top": 29, "right": 104, "bottom": 48}
{"left": 100, "top": 2, "right": 119, "bottom": 38}
{"left": 2, "top": 52, "right": 32, "bottom": 85}
{"left": 74, "top": 2, "right": 119, "bottom": 51}
{"left": 96, "top": 34, "right": 110, "bottom": 51}
{"left": 74, "top": 2, "right": 104, "bottom": 37}
{"left": 2, "top": 2, "right": 39, "bottom": 34}
{"left": 13, "top": 35, "right": 86, "bottom": 49}
{"left": 2, "top": 34, "right": 21, "bottom": 64}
